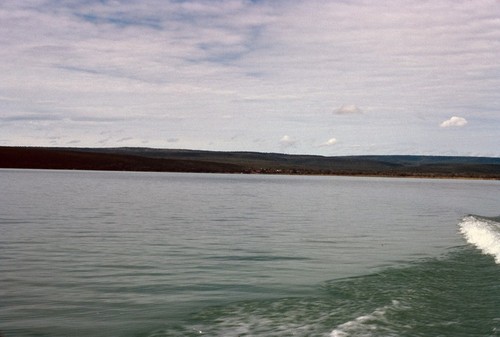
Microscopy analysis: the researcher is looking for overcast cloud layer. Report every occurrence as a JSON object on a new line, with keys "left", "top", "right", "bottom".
{"left": 1, "top": 0, "right": 499, "bottom": 156}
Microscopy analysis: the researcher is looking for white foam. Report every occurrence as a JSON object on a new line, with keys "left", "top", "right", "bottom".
{"left": 459, "top": 216, "right": 500, "bottom": 264}
{"left": 330, "top": 300, "right": 400, "bottom": 337}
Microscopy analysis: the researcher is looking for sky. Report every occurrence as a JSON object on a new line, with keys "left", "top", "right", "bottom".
{"left": 1, "top": 0, "right": 499, "bottom": 157}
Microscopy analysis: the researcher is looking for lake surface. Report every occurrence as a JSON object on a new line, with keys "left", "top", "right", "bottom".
{"left": 1, "top": 170, "right": 499, "bottom": 337}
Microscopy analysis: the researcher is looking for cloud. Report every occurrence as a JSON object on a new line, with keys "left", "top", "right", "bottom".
{"left": 334, "top": 105, "right": 362, "bottom": 115}
{"left": 1, "top": 1, "right": 499, "bottom": 156}
{"left": 117, "top": 137, "right": 134, "bottom": 143}
{"left": 319, "top": 138, "right": 337, "bottom": 147}
{"left": 0, "top": 113, "right": 63, "bottom": 122}
{"left": 440, "top": 116, "right": 468, "bottom": 128}
{"left": 279, "top": 135, "right": 296, "bottom": 147}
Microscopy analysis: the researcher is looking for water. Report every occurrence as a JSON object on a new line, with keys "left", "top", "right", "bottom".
{"left": 0, "top": 170, "right": 499, "bottom": 337}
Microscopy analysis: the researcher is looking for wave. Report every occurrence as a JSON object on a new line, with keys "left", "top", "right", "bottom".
{"left": 140, "top": 215, "right": 500, "bottom": 337}
{"left": 459, "top": 215, "right": 500, "bottom": 264}
{"left": 329, "top": 300, "right": 404, "bottom": 337}
{"left": 148, "top": 247, "right": 499, "bottom": 337}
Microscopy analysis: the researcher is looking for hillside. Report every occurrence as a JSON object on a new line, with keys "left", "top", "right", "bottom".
{"left": 1, "top": 146, "right": 499, "bottom": 179}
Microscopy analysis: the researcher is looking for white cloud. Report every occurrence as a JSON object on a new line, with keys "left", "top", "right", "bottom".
{"left": 440, "top": 116, "right": 468, "bottom": 128}
{"left": 279, "top": 135, "right": 296, "bottom": 147}
{"left": 319, "top": 138, "right": 337, "bottom": 147}
{"left": 334, "top": 105, "right": 362, "bottom": 115}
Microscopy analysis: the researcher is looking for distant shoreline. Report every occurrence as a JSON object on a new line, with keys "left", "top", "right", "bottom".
{"left": 1, "top": 146, "right": 499, "bottom": 180}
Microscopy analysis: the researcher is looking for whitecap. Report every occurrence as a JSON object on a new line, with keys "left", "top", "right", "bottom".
{"left": 330, "top": 300, "right": 401, "bottom": 337}
{"left": 459, "top": 215, "right": 500, "bottom": 264}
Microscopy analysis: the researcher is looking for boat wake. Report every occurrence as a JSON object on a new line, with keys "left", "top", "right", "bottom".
{"left": 329, "top": 300, "right": 404, "bottom": 337}
{"left": 459, "top": 215, "right": 500, "bottom": 264}
{"left": 143, "top": 216, "right": 500, "bottom": 337}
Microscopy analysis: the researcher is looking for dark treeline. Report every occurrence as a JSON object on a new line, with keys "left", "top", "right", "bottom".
{"left": 1, "top": 146, "right": 499, "bottom": 179}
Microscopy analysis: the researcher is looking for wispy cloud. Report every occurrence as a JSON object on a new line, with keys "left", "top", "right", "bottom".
{"left": 0, "top": 0, "right": 499, "bottom": 155}
{"left": 0, "top": 113, "right": 64, "bottom": 122}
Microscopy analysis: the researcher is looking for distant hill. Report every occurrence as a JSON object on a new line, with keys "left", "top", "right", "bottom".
{"left": 1, "top": 146, "right": 499, "bottom": 179}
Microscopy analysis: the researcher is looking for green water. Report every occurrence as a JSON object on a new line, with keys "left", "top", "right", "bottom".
{"left": 0, "top": 170, "right": 499, "bottom": 336}
{"left": 163, "top": 248, "right": 498, "bottom": 337}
